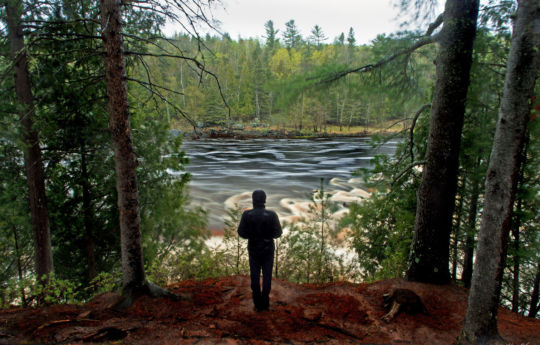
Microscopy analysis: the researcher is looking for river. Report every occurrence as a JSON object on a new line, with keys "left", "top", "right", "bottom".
{"left": 176, "top": 137, "right": 398, "bottom": 232}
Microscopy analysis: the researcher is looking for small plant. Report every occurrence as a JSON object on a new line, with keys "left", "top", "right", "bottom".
{"left": 28, "top": 274, "right": 81, "bottom": 305}
{"left": 221, "top": 204, "right": 248, "bottom": 275}
{"left": 86, "top": 271, "right": 122, "bottom": 297}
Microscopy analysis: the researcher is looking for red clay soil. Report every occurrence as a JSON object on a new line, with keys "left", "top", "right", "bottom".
{"left": 0, "top": 276, "right": 538, "bottom": 345}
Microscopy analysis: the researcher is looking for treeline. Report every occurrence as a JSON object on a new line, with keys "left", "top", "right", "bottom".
{"left": 132, "top": 21, "right": 435, "bottom": 133}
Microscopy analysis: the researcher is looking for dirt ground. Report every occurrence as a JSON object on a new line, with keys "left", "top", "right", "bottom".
{"left": 0, "top": 276, "right": 538, "bottom": 345}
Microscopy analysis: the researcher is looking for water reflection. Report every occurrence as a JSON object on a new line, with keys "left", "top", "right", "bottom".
{"left": 179, "top": 137, "right": 397, "bottom": 231}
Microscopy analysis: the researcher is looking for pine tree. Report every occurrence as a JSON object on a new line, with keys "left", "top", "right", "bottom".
{"left": 283, "top": 19, "right": 302, "bottom": 50}
{"left": 456, "top": 0, "right": 540, "bottom": 342}
{"left": 406, "top": 0, "right": 479, "bottom": 284}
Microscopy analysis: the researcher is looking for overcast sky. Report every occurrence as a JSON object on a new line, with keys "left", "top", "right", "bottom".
{"left": 162, "top": 0, "right": 443, "bottom": 45}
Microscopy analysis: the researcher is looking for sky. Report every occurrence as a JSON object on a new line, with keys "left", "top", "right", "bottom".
{"left": 162, "top": 0, "right": 442, "bottom": 45}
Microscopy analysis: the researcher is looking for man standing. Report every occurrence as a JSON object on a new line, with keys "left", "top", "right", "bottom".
{"left": 238, "top": 190, "right": 282, "bottom": 311}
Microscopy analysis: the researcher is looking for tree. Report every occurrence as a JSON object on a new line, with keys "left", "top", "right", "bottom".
{"left": 456, "top": 0, "right": 540, "bottom": 343}
{"left": 335, "top": 32, "right": 345, "bottom": 46}
{"left": 4, "top": 0, "right": 54, "bottom": 284}
{"left": 309, "top": 25, "right": 327, "bottom": 48}
{"left": 405, "top": 0, "right": 479, "bottom": 284}
{"left": 100, "top": 0, "right": 175, "bottom": 305}
{"left": 264, "top": 20, "right": 279, "bottom": 51}
{"left": 283, "top": 19, "right": 302, "bottom": 50}
{"left": 346, "top": 27, "right": 356, "bottom": 47}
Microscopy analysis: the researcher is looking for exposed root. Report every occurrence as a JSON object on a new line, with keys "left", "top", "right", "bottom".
{"left": 114, "top": 279, "right": 188, "bottom": 309}
{"left": 382, "top": 288, "right": 427, "bottom": 322}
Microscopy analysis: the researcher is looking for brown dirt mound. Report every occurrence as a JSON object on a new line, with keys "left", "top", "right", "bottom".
{"left": 0, "top": 276, "right": 538, "bottom": 344}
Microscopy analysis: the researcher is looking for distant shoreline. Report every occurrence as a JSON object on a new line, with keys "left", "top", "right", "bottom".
{"left": 174, "top": 126, "right": 400, "bottom": 141}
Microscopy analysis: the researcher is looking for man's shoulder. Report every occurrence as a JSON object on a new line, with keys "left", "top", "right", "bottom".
{"left": 243, "top": 208, "right": 277, "bottom": 216}
{"left": 264, "top": 209, "right": 278, "bottom": 217}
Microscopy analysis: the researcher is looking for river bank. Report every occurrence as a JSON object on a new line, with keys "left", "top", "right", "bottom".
{"left": 173, "top": 122, "right": 403, "bottom": 141}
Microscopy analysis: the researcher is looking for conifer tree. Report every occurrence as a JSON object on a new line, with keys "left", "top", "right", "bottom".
{"left": 283, "top": 19, "right": 302, "bottom": 50}
{"left": 4, "top": 0, "right": 54, "bottom": 285}
{"left": 406, "top": 0, "right": 479, "bottom": 284}
{"left": 456, "top": 0, "right": 540, "bottom": 342}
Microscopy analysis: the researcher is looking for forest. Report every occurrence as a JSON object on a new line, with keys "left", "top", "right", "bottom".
{"left": 0, "top": 0, "right": 539, "bottom": 344}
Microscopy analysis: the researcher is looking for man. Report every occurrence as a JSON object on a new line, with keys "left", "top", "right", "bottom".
{"left": 238, "top": 190, "right": 282, "bottom": 311}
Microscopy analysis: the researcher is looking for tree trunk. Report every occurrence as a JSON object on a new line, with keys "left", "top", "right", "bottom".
{"left": 12, "top": 225, "right": 27, "bottom": 306}
{"left": 461, "top": 162, "right": 481, "bottom": 288}
{"left": 510, "top": 224, "right": 520, "bottom": 313}
{"left": 5, "top": 0, "right": 54, "bottom": 283}
{"left": 456, "top": 1, "right": 540, "bottom": 343}
{"left": 406, "top": 0, "right": 479, "bottom": 284}
{"left": 101, "top": 0, "right": 146, "bottom": 291}
{"left": 511, "top": 138, "right": 528, "bottom": 313}
{"left": 80, "top": 145, "right": 97, "bottom": 281}
{"left": 101, "top": 0, "right": 176, "bottom": 307}
{"left": 528, "top": 263, "right": 540, "bottom": 318}
{"left": 451, "top": 175, "right": 466, "bottom": 281}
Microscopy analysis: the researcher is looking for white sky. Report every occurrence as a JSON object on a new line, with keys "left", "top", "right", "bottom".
{"left": 162, "top": 0, "right": 443, "bottom": 45}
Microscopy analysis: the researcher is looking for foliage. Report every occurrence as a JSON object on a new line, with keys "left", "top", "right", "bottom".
{"left": 130, "top": 27, "right": 436, "bottom": 134}
{"left": 341, "top": 138, "right": 422, "bottom": 280}
{"left": 276, "top": 181, "right": 361, "bottom": 283}
{"left": 219, "top": 205, "right": 249, "bottom": 275}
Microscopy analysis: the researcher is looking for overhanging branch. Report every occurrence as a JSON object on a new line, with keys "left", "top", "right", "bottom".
{"left": 319, "top": 32, "right": 440, "bottom": 84}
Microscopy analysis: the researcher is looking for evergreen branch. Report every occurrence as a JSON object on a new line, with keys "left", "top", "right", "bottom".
{"left": 391, "top": 161, "right": 426, "bottom": 187}
{"left": 21, "top": 18, "right": 101, "bottom": 26}
{"left": 23, "top": 30, "right": 101, "bottom": 40}
{"left": 318, "top": 32, "right": 440, "bottom": 84}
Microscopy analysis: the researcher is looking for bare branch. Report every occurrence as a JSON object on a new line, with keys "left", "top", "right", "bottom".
{"left": 425, "top": 12, "right": 444, "bottom": 36}
{"left": 127, "top": 77, "right": 199, "bottom": 132}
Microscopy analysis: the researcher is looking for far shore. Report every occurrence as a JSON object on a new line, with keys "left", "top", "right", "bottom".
{"left": 173, "top": 123, "right": 404, "bottom": 141}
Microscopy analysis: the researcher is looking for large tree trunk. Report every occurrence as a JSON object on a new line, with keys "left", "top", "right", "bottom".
{"left": 100, "top": 0, "right": 176, "bottom": 307}
{"left": 406, "top": 0, "right": 479, "bottom": 284}
{"left": 101, "top": 0, "right": 145, "bottom": 290}
{"left": 5, "top": 0, "right": 54, "bottom": 283}
{"left": 456, "top": 0, "right": 540, "bottom": 343}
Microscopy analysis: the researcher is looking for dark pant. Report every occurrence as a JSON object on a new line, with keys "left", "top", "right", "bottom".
{"left": 249, "top": 250, "right": 274, "bottom": 310}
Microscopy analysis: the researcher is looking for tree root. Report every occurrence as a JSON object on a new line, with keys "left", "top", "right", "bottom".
{"left": 113, "top": 279, "right": 189, "bottom": 309}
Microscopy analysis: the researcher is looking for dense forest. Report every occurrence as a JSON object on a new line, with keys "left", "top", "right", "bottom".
{"left": 132, "top": 22, "right": 435, "bottom": 134}
{"left": 1, "top": 0, "right": 539, "bottom": 344}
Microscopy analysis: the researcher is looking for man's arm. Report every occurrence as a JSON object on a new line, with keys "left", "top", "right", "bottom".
{"left": 237, "top": 212, "right": 249, "bottom": 239}
{"left": 272, "top": 212, "right": 282, "bottom": 238}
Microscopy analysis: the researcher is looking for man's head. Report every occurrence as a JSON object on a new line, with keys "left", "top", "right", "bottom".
{"left": 252, "top": 190, "right": 266, "bottom": 208}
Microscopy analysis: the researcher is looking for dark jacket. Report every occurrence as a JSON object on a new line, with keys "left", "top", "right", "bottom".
{"left": 238, "top": 206, "right": 282, "bottom": 255}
